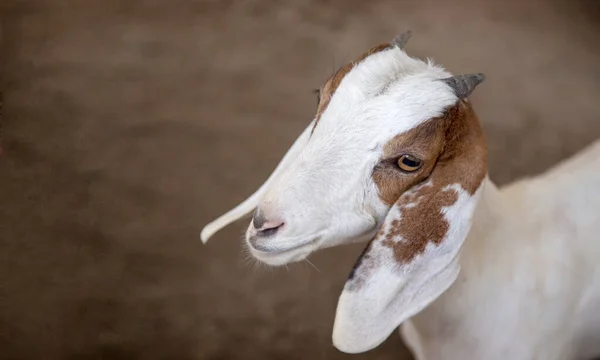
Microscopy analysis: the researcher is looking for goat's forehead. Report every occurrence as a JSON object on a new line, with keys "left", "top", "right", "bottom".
{"left": 313, "top": 46, "right": 457, "bottom": 145}
{"left": 336, "top": 47, "right": 435, "bottom": 94}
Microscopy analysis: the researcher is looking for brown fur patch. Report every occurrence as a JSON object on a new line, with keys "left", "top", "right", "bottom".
{"left": 312, "top": 43, "right": 392, "bottom": 133}
{"left": 371, "top": 101, "right": 487, "bottom": 263}
{"left": 383, "top": 186, "right": 459, "bottom": 263}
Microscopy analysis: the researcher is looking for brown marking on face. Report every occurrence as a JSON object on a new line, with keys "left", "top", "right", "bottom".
{"left": 383, "top": 187, "right": 459, "bottom": 263}
{"left": 371, "top": 100, "right": 487, "bottom": 264}
{"left": 372, "top": 118, "right": 446, "bottom": 205}
{"left": 312, "top": 43, "right": 393, "bottom": 133}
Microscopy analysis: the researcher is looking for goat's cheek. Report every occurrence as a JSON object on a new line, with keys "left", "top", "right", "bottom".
{"left": 372, "top": 170, "right": 411, "bottom": 206}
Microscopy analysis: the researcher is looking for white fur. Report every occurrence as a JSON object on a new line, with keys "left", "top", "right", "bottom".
{"left": 200, "top": 43, "right": 600, "bottom": 359}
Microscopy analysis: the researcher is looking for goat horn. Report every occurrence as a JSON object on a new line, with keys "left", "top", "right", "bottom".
{"left": 200, "top": 120, "right": 315, "bottom": 243}
{"left": 441, "top": 73, "right": 486, "bottom": 99}
{"left": 391, "top": 30, "right": 412, "bottom": 49}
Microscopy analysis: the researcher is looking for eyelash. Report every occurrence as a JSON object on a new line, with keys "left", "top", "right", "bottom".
{"left": 378, "top": 156, "right": 422, "bottom": 172}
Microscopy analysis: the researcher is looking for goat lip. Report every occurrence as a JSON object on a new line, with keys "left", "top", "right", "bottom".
{"left": 248, "top": 236, "right": 320, "bottom": 256}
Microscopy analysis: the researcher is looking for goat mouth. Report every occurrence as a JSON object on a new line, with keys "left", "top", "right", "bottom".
{"left": 247, "top": 235, "right": 322, "bottom": 264}
{"left": 248, "top": 236, "right": 319, "bottom": 255}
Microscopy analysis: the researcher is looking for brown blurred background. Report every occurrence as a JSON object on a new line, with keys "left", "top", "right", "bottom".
{"left": 2, "top": 0, "right": 600, "bottom": 359}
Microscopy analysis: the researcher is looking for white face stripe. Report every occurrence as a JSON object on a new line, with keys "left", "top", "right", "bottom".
{"left": 311, "top": 47, "right": 457, "bottom": 151}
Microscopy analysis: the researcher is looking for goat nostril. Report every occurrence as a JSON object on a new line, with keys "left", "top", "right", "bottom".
{"left": 252, "top": 208, "right": 267, "bottom": 230}
{"left": 255, "top": 221, "right": 284, "bottom": 237}
{"left": 252, "top": 209, "right": 284, "bottom": 236}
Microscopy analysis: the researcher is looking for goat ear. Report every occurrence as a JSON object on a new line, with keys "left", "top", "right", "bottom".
{"left": 200, "top": 120, "right": 315, "bottom": 243}
{"left": 332, "top": 105, "right": 486, "bottom": 354}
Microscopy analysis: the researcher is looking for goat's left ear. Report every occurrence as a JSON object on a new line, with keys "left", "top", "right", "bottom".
{"left": 331, "top": 101, "right": 487, "bottom": 354}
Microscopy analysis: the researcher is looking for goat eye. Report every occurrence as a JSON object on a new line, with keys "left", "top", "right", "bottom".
{"left": 397, "top": 155, "right": 422, "bottom": 172}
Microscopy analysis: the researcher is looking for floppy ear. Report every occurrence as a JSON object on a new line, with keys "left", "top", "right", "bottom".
{"left": 331, "top": 101, "right": 487, "bottom": 354}
{"left": 200, "top": 119, "right": 315, "bottom": 243}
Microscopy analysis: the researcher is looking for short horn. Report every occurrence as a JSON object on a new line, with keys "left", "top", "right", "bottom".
{"left": 200, "top": 120, "right": 315, "bottom": 243}
{"left": 391, "top": 30, "right": 412, "bottom": 49}
{"left": 441, "top": 73, "right": 486, "bottom": 99}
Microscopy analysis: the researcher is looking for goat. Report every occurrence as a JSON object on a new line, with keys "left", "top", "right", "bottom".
{"left": 200, "top": 31, "right": 600, "bottom": 360}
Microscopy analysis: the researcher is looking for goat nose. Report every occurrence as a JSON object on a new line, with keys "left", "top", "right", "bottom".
{"left": 252, "top": 208, "right": 284, "bottom": 236}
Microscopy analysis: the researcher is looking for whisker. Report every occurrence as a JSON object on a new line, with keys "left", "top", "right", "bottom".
{"left": 239, "top": 234, "right": 267, "bottom": 275}
{"left": 305, "top": 258, "right": 321, "bottom": 273}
